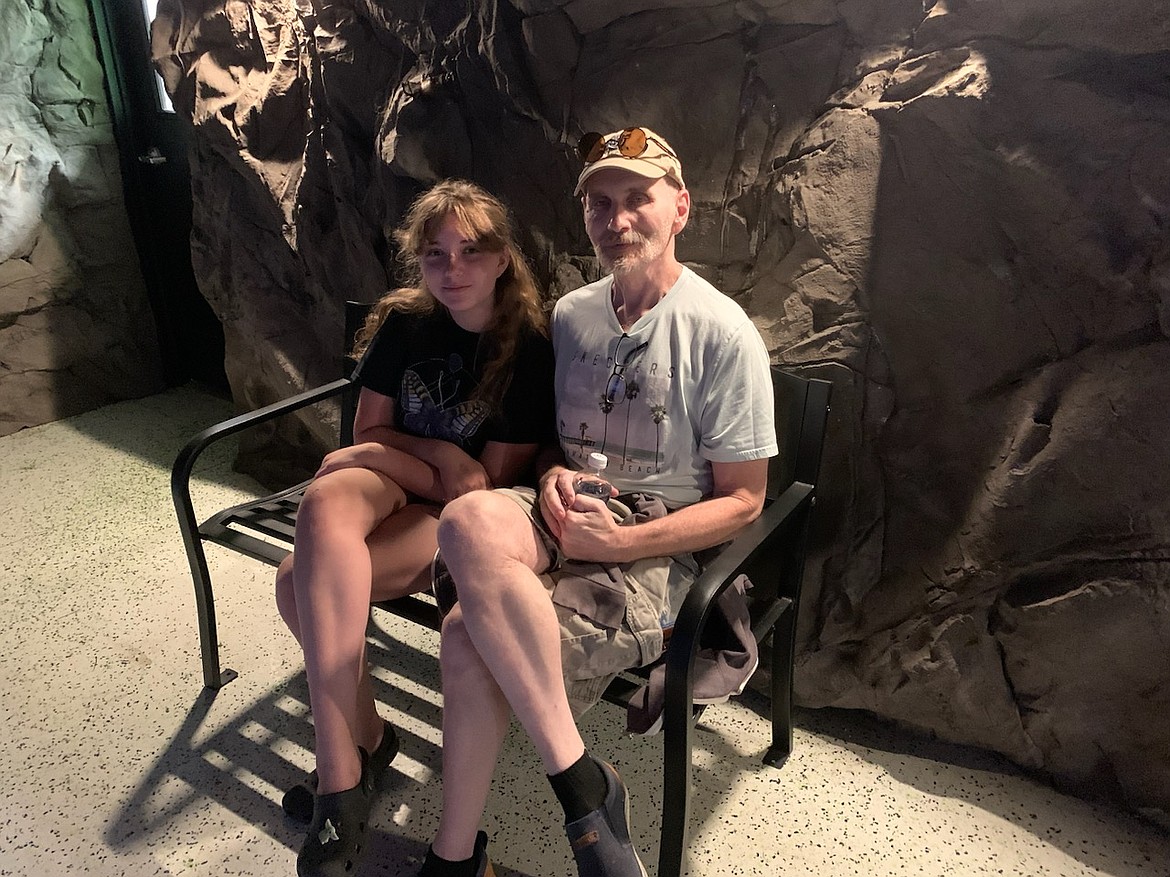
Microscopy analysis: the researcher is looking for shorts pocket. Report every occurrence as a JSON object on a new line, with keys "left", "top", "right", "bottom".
{"left": 550, "top": 562, "right": 627, "bottom": 630}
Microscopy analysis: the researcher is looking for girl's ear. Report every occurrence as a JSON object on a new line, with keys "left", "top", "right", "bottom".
{"left": 495, "top": 248, "right": 511, "bottom": 279}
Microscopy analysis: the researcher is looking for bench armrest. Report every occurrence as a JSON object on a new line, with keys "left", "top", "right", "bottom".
{"left": 171, "top": 377, "right": 354, "bottom": 527}
{"left": 663, "top": 480, "right": 815, "bottom": 706}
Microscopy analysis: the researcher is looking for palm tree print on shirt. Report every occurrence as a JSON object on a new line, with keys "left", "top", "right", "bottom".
{"left": 622, "top": 378, "right": 641, "bottom": 463}
{"left": 650, "top": 404, "right": 667, "bottom": 471}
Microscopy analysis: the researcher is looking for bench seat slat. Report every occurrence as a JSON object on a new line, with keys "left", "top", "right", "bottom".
{"left": 224, "top": 512, "right": 298, "bottom": 542}
{"left": 200, "top": 525, "right": 292, "bottom": 566}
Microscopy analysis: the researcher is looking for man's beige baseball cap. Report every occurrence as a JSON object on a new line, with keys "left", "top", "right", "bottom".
{"left": 574, "top": 126, "right": 685, "bottom": 195}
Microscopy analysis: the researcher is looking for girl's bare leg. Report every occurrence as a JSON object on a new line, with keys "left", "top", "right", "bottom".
{"left": 276, "top": 502, "right": 442, "bottom": 787}
{"left": 277, "top": 440, "right": 444, "bottom": 790}
{"left": 354, "top": 504, "right": 442, "bottom": 749}
{"left": 285, "top": 467, "right": 406, "bottom": 793}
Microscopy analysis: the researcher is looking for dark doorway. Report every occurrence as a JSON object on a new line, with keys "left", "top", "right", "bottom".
{"left": 88, "top": 0, "right": 228, "bottom": 392}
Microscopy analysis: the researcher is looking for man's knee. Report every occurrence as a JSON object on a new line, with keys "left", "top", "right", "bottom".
{"left": 438, "top": 491, "right": 548, "bottom": 605}
{"left": 437, "top": 491, "right": 526, "bottom": 561}
{"left": 274, "top": 555, "right": 298, "bottom": 630}
{"left": 439, "top": 607, "right": 483, "bottom": 678}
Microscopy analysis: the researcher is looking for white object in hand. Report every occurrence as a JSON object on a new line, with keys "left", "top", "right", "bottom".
{"left": 573, "top": 452, "right": 612, "bottom": 498}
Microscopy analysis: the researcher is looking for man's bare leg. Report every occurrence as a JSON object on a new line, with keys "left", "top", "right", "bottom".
{"left": 436, "top": 490, "right": 586, "bottom": 774}
{"left": 429, "top": 605, "right": 511, "bottom": 861}
{"left": 433, "top": 491, "right": 647, "bottom": 877}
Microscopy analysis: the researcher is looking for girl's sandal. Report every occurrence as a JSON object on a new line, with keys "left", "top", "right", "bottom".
{"left": 295, "top": 748, "right": 374, "bottom": 877}
{"left": 283, "top": 720, "right": 399, "bottom": 823}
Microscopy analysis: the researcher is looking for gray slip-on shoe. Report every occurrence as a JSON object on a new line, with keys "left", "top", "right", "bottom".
{"left": 564, "top": 758, "right": 648, "bottom": 877}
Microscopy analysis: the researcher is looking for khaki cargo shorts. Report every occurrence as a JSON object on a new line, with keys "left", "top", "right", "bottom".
{"left": 494, "top": 486, "right": 700, "bottom": 717}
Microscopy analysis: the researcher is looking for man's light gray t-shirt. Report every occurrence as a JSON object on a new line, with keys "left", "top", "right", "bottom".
{"left": 551, "top": 267, "right": 778, "bottom": 508}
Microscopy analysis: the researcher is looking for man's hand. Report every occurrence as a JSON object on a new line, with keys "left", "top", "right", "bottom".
{"left": 539, "top": 465, "right": 626, "bottom": 560}
{"left": 550, "top": 458, "right": 770, "bottom": 564}
{"left": 557, "top": 495, "right": 632, "bottom": 562}
{"left": 537, "top": 465, "right": 576, "bottom": 540}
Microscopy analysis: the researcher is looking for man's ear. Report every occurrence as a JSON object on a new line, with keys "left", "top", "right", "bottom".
{"left": 672, "top": 187, "right": 691, "bottom": 235}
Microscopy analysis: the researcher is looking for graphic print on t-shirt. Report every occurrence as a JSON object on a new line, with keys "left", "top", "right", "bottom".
{"left": 558, "top": 336, "right": 674, "bottom": 475}
{"left": 400, "top": 352, "right": 491, "bottom": 448}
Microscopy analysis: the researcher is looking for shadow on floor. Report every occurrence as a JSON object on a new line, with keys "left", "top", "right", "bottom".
{"left": 102, "top": 623, "right": 502, "bottom": 876}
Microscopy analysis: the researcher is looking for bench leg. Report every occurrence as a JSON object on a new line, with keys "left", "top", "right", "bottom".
{"left": 658, "top": 669, "right": 694, "bottom": 877}
{"left": 185, "top": 538, "right": 235, "bottom": 689}
{"left": 763, "top": 614, "right": 795, "bottom": 768}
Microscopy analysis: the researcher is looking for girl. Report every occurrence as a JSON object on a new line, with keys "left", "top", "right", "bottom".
{"left": 275, "top": 180, "right": 552, "bottom": 877}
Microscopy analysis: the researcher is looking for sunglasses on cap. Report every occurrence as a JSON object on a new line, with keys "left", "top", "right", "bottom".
{"left": 577, "top": 127, "right": 679, "bottom": 164}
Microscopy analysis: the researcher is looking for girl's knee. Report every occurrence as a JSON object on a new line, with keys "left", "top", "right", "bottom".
{"left": 298, "top": 470, "right": 402, "bottom": 531}
{"left": 298, "top": 475, "right": 352, "bottom": 525}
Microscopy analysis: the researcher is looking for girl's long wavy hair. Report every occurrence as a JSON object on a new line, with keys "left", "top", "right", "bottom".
{"left": 352, "top": 180, "right": 547, "bottom": 411}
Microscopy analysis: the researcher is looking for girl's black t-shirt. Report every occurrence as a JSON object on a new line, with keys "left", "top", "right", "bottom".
{"left": 354, "top": 307, "right": 555, "bottom": 459}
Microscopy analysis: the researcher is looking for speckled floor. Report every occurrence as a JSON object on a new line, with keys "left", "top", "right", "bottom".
{"left": 1, "top": 384, "right": 1167, "bottom": 877}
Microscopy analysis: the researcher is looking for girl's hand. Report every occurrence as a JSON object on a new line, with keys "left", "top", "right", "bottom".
{"left": 315, "top": 443, "right": 385, "bottom": 478}
{"left": 436, "top": 447, "right": 492, "bottom": 501}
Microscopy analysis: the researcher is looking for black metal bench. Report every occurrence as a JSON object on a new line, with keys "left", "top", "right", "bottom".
{"left": 171, "top": 301, "right": 831, "bottom": 877}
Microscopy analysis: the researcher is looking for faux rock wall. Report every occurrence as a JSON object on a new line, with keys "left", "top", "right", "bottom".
{"left": 152, "top": 0, "right": 1170, "bottom": 819}
{"left": 0, "top": 0, "right": 164, "bottom": 434}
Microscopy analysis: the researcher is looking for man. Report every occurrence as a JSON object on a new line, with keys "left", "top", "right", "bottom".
{"left": 419, "top": 126, "right": 778, "bottom": 877}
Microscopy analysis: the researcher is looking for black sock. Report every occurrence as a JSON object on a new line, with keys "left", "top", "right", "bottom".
{"left": 418, "top": 846, "right": 479, "bottom": 877}
{"left": 549, "top": 752, "right": 608, "bottom": 823}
